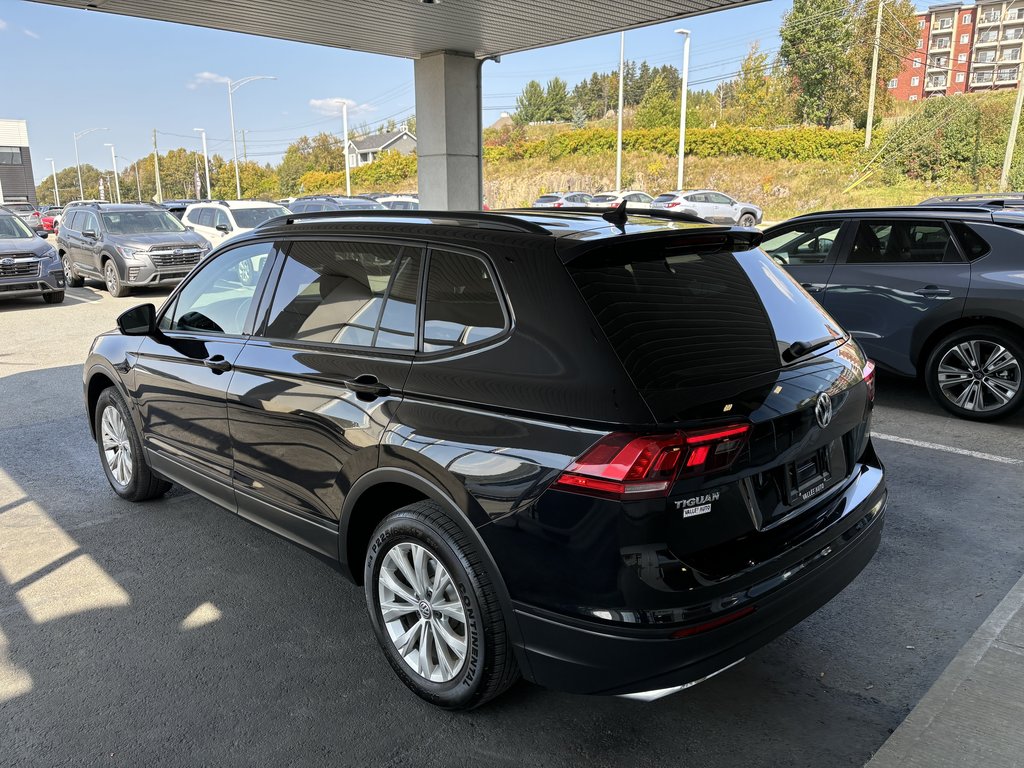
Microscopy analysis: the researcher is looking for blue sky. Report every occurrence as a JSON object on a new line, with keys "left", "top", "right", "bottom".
{"left": 2, "top": 1, "right": 791, "bottom": 184}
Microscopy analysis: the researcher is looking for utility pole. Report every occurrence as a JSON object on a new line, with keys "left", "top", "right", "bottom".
{"left": 865, "top": 0, "right": 885, "bottom": 149}
{"left": 342, "top": 101, "right": 352, "bottom": 196}
{"left": 615, "top": 32, "right": 625, "bottom": 191}
{"left": 153, "top": 129, "right": 164, "bottom": 203}
{"left": 1000, "top": 79, "right": 1024, "bottom": 190}
{"left": 675, "top": 29, "right": 691, "bottom": 190}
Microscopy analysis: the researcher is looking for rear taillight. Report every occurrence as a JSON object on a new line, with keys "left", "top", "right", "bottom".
{"left": 554, "top": 201, "right": 564, "bottom": 207}
{"left": 554, "top": 424, "right": 750, "bottom": 500}
{"left": 666, "top": 202, "right": 680, "bottom": 208}
{"left": 863, "top": 359, "right": 876, "bottom": 402}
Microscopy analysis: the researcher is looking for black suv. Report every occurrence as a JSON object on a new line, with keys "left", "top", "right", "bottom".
{"left": 84, "top": 209, "right": 886, "bottom": 709}
{"left": 57, "top": 202, "right": 211, "bottom": 297}
{"left": 763, "top": 207, "right": 1024, "bottom": 421}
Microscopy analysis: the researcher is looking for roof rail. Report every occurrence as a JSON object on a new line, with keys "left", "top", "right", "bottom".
{"left": 505, "top": 205, "right": 711, "bottom": 225}
{"left": 257, "top": 209, "right": 553, "bottom": 235}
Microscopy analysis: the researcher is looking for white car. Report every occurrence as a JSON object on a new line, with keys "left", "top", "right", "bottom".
{"left": 651, "top": 190, "right": 763, "bottom": 227}
{"left": 586, "top": 190, "right": 654, "bottom": 210}
{"left": 377, "top": 195, "right": 419, "bottom": 210}
{"left": 183, "top": 200, "right": 290, "bottom": 283}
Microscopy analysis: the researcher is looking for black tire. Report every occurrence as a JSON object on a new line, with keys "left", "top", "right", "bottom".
{"left": 94, "top": 387, "right": 171, "bottom": 501}
{"left": 738, "top": 213, "right": 757, "bottom": 227}
{"left": 62, "top": 253, "right": 84, "bottom": 287}
{"left": 924, "top": 325, "right": 1024, "bottom": 421}
{"left": 364, "top": 501, "right": 519, "bottom": 710}
{"left": 42, "top": 291, "right": 65, "bottom": 304}
{"left": 103, "top": 258, "right": 129, "bottom": 298}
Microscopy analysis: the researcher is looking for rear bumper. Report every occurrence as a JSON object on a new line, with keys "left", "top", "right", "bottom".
{"left": 512, "top": 469, "right": 886, "bottom": 696}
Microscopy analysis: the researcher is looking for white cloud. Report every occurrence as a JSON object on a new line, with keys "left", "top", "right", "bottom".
{"left": 187, "top": 71, "right": 230, "bottom": 90}
{"left": 0, "top": 19, "right": 8, "bottom": 31}
{"left": 24, "top": 29, "right": 40, "bottom": 39}
{"left": 309, "top": 97, "right": 375, "bottom": 117}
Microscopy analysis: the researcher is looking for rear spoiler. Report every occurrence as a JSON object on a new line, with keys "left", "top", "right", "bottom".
{"left": 558, "top": 226, "right": 764, "bottom": 265}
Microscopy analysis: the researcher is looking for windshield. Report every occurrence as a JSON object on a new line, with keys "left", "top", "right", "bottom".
{"left": 0, "top": 214, "right": 35, "bottom": 239}
{"left": 100, "top": 210, "right": 187, "bottom": 235}
{"left": 232, "top": 207, "right": 289, "bottom": 228}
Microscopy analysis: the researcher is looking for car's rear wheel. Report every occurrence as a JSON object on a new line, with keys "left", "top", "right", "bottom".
{"left": 739, "top": 213, "right": 757, "bottom": 227}
{"left": 42, "top": 291, "right": 64, "bottom": 304}
{"left": 104, "top": 260, "right": 128, "bottom": 298}
{"left": 364, "top": 501, "right": 519, "bottom": 709}
{"left": 94, "top": 387, "right": 171, "bottom": 501}
{"left": 925, "top": 326, "right": 1024, "bottom": 421}
{"left": 62, "top": 254, "right": 84, "bottom": 287}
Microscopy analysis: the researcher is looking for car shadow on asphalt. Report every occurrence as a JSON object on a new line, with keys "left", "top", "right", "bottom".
{"left": 1, "top": 364, "right": 1023, "bottom": 767}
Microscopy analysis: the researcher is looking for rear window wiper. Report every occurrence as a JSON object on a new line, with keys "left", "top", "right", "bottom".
{"left": 782, "top": 336, "right": 840, "bottom": 363}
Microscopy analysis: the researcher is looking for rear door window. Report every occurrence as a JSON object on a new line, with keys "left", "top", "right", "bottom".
{"left": 846, "top": 220, "right": 960, "bottom": 263}
{"left": 422, "top": 249, "right": 506, "bottom": 353}
{"left": 568, "top": 241, "right": 844, "bottom": 389}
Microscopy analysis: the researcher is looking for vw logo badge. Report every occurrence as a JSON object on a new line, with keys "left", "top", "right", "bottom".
{"left": 815, "top": 392, "right": 833, "bottom": 429}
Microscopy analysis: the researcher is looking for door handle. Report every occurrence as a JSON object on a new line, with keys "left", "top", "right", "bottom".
{"left": 343, "top": 374, "right": 391, "bottom": 399}
{"left": 203, "top": 354, "right": 233, "bottom": 373}
{"left": 801, "top": 283, "right": 825, "bottom": 294}
{"left": 914, "top": 285, "right": 951, "bottom": 297}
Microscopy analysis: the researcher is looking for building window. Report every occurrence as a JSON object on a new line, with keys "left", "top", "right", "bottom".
{"left": 910, "top": 95, "right": 919, "bottom": 101}
{"left": 887, "top": 78, "right": 898, "bottom": 88}
{"left": 914, "top": 57, "right": 922, "bottom": 67}
{"left": 917, "top": 38, "right": 924, "bottom": 48}
{"left": 963, "top": 13, "right": 972, "bottom": 24}
{"left": 918, "top": 19, "right": 926, "bottom": 29}
{"left": 956, "top": 72, "right": 966, "bottom": 82}
{"left": 958, "top": 53, "right": 967, "bottom": 63}
{"left": 960, "top": 33, "right": 969, "bottom": 44}
{"left": 911, "top": 76, "right": 920, "bottom": 86}
{"left": 0, "top": 146, "right": 22, "bottom": 165}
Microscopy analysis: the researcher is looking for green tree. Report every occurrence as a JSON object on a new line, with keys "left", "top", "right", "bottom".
{"left": 850, "top": 0, "right": 919, "bottom": 124}
{"left": 211, "top": 160, "right": 279, "bottom": 199}
{"left": 544, "top": 77, "right": 571, "bottom": 121}
{"left": 514, "top": 80, "right": 547, "bottom": 124}
{"left": 634, "top": 74, "right": 678, "bottom": 129}
{"left": 278, "top": 132, "right": 346, "bottom": 195}
{"left": 733, "top": 42, "right": 796, "bottom": 127}
{"left": 780, "top": 0, "right": 857, "bottom": 126}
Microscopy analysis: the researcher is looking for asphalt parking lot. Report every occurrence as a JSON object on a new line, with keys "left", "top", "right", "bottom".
{"left": 1, "top": 282, "right": 1022, "bottom": 768}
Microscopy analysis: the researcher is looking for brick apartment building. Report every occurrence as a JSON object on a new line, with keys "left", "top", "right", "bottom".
{"left": 889, "top": 1, "right": 1024, "bottom": 100}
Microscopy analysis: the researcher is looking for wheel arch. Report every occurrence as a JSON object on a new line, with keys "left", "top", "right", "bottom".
{"left": 915, "top": 315, "right": 1024, "bottom": 375}
{"left": 84, "top": 364, "right": 133, "bottom": 439}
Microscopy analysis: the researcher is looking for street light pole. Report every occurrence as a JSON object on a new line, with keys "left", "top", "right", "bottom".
{"left": 119, "top": 155, "right": 142, "bottom": 200}
{"left": 194, "top": 128, "right": 210, "bottom": 199}
{"left": 615, "top": 32, "right": 625, "bottom": 192}
{"left": 45, "top": 157, "right": 60, "bottom": 206}
{"left": 342, "top": 101, "right": 352, "bottom": 196}
{"left": 72, "top": 127, "right": 108, "bottom": 199}
{"left": 227, "top": 75, "right": 276, "bottom": 198}
{"left": 105, "top": 143, "right": 122, "bottom": 204}
{"left": 675, "top": 29, "right": 691, "bottom": 191}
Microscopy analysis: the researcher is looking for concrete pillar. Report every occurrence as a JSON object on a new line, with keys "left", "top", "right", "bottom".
{"left": 414, "top": 50, "right": 482, "bottom": 211}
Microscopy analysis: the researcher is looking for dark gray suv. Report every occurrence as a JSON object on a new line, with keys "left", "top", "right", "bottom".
{"left": 0, "top": 211, "right": 66, "bottom": 303}
{"left": 763, "top": 206, "right": 1024, "bottom": 421}
{"left": 57, "top": 203, "right": 211, "bottom": 297}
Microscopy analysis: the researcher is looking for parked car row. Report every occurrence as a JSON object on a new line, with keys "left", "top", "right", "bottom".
{"left": 530, "top": 189, "right": 764, "bottom": 226}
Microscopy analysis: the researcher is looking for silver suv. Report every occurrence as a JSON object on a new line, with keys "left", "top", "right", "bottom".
{"left": 57, "top": 203, "right": 211, "bottom": 297}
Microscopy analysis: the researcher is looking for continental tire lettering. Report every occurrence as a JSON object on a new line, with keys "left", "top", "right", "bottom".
{"left": 459, "top": 581, "right": 481, "bottom": 687}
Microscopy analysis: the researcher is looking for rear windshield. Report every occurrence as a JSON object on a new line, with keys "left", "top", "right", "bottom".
{"left": 5, "top": 204, "right": 34, "bottom": 213}
{"left": 568, "top": 242, "right": 845, "bottom": 389}
{"left": 592, "top": 195, "right": 618, "bottom": 203}
{"left": 535, "top": 195, "right": 560, "bottom": 203}
{"left": 653, "top": 194, "right": 677, "bottom": 203}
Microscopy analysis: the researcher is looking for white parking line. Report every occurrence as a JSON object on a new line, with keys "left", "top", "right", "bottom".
{"left": 874, "top": 433, "right": 1024, "bottom": 466}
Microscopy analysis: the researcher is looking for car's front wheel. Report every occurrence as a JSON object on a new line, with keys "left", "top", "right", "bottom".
{"left": 104, "top": 260, "right": 129, "bottom": 298}
{"left": 94, "top": 387, "right": 171, "bottom": 501}
{"left": 364, "top": 501, "right": 519, "bottom": 709}
{"left": 925, "top": 326, "right": 1024, "bottom": 421}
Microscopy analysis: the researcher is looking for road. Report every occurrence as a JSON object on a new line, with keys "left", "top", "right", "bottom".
{"left": 1, "top": 283, "right": 1022, "bottom": 767}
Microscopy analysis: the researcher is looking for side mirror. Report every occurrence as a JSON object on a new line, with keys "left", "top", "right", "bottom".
{"left": 215, "top": 223, "right": 231, "bottom": 233}
{"left": 37, "top": 230, "right": 48, "bottom": 238}
{"left": 117, "top": 303, "right": 157, "bottom": 336}
{"left": 83, "top": 229, "right": 97, "bottom": 239}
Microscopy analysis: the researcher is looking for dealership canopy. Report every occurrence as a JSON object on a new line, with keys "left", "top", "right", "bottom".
{"left": 30, "top": 0, "right": 763, "bottom": 207}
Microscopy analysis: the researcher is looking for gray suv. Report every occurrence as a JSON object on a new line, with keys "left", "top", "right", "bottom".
{"left": 57, "top": 203, "right": 211, "bottom": 297}
{"left": 762, "top": 206, "right": 1024, "bottom": 421}
{"left": 0, "top": 211, "right": 66, "bottom": 303}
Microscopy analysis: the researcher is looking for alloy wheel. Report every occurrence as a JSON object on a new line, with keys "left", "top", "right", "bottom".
{"left": 936, "top": 339, "right": 1021, "bottom": 413}
{"left": 62, "top": 255, "right": 74, "bottom": 284}
{"left": 377, "top": 541, "right": 468, "bottom": 683}
{"left": 100, "top": 405, "right": 133, "bottom": 486}
{"left": 104, "top": 262, "right": 119, "bottom": 294}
